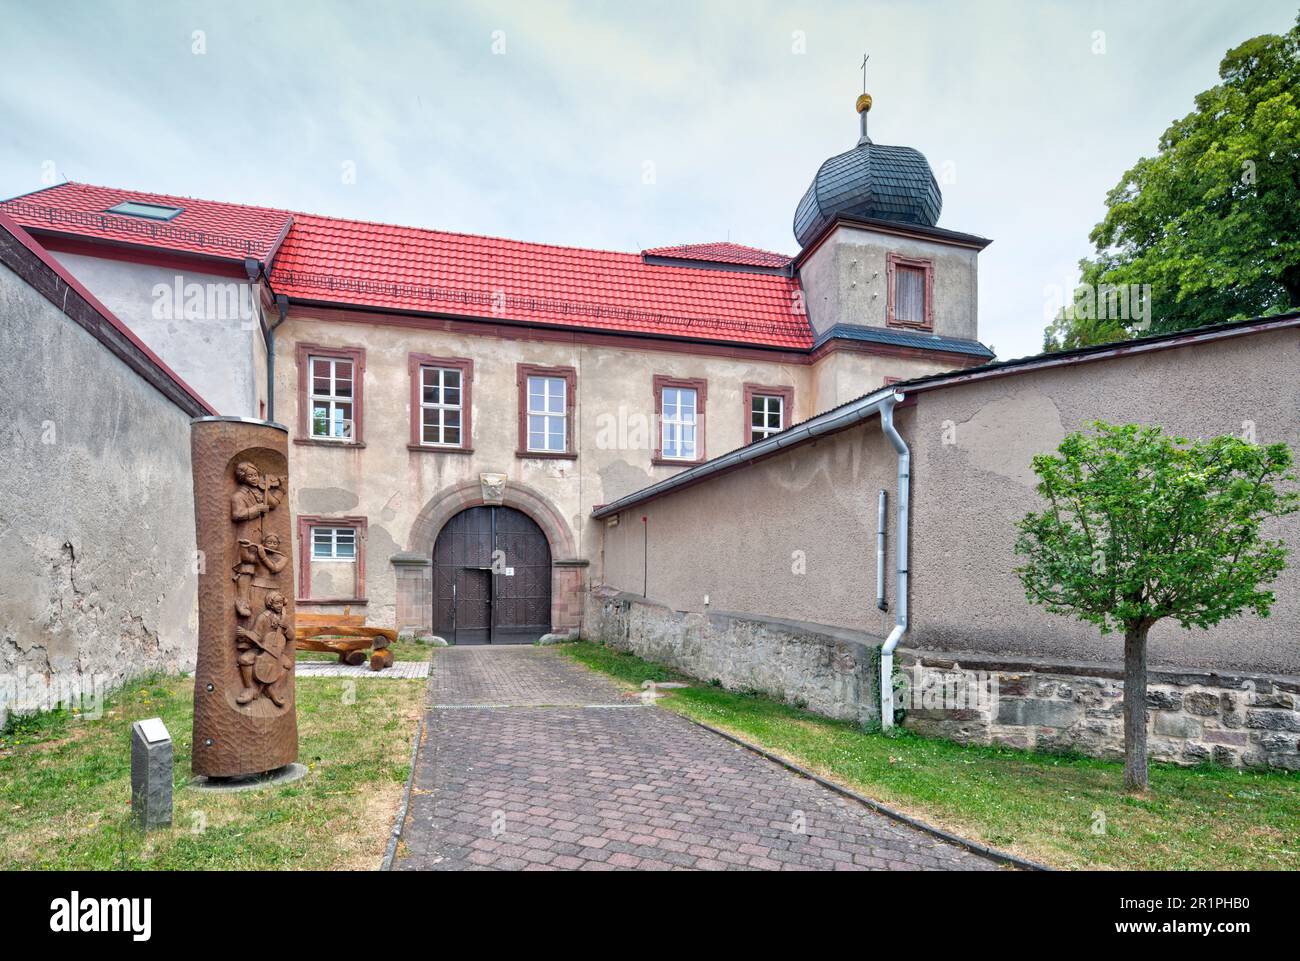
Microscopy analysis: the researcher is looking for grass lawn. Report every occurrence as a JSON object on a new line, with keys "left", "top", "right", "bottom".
{"left": 297, "top": 634, "right": 437, "bottom": 662}
{"left": 0, "top": 673, "right": 425, "bottom": 870}
{"left": 561, "top": 640, "right": 1300, "bottom": 871}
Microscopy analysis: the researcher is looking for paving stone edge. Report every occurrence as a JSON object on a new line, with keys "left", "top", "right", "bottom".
{"left": 677, "top": 714, "right": 1052, "bottom": 872}
{"left": 380, "top": 716, "right": 424, "bottom": 871}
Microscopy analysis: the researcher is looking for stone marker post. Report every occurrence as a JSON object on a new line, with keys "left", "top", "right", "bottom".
{"left": 131, "top": 717, "right": 173, "bottom": 829}
{"left": 191, "top": 417, "right": 298, "bottom": 778}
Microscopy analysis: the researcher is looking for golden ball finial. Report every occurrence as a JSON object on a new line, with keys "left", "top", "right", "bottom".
{"left": 856, "top": 93, "right": 873, "bottom": 114}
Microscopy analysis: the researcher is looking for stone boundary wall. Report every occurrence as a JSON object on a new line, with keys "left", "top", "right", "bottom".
{"left": 584, "top": 587, "right": 881, "bottom": 725}
{"left": 897, "top": 649, "right": 1300, "bottom": 771}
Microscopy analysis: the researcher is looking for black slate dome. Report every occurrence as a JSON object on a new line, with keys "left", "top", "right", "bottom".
{"left": 793, "top": 96, "right": 942, "bottom": 247}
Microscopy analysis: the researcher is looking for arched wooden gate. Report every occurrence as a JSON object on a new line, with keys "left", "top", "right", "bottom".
{"left": 432, "top": 506, "right": 552, "bottom": 644}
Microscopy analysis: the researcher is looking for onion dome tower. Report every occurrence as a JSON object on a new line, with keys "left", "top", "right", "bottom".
{"left": 793, "top": 89, "right": 943, "bottom": 247}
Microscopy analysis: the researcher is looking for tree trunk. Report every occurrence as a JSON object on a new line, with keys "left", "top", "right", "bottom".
{"left": 1123, "top": 623, "right": 1150, "bottom": 791}
{"left": 1282, "top": 263, "right": 1300, "bottom": 309}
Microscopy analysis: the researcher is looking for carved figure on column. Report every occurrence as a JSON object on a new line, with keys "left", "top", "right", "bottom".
{"left": 231, "top": 461, "right": 286, "bottom": 617}
{"left": 235, "top": 590, "right": 294, "bottom": 706}
{"left": 191, "top": 417, "right": 298, "bottom": 779}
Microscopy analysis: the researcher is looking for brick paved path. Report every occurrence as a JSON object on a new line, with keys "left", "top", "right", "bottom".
{"left": 394, "top": 646, "right": 1000, "bottom": 871}
{"left": 427, "top": 645, "right": 628, "bottom": 707}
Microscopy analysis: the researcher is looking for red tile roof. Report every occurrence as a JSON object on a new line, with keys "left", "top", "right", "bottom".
{"left": 2, "top": 183, "right": 811, "bottom": 350}
{"left": 1, "top": 183, "right": 292, "bottom": 263}
{"left": 272, "top": 216, "right": 810, "bottom": 348}
{"left": 641, "top": 241, "right": 792, "bottom": 269}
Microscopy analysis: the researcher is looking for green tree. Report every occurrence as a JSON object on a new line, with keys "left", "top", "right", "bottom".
{"left": 1045, "top": 15, "right": 1300, "bottom": 351}
{"left": 1014, "top": 423, "right": 1296, "bottom": 790}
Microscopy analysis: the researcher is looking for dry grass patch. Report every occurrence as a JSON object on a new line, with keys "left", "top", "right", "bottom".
{"left": 0, "top": 673, "right": 425, "bottom": 870}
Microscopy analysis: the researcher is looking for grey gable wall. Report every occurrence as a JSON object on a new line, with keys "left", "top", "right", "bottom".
{"left": 50, "top": 251, "right": 267, "bottom": 418}
{"left": 0, "top": 258, "right": 200, "bottom": 720}
{"left": 908, "top": 325, "right": 1300, "bottom": 675}
{"left": 596, "top": 324, "right": 1300, "bottom": 676}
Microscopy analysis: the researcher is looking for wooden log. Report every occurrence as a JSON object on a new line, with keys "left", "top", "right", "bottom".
{"left": 295, "top": 625, "right": 398, "bottom": 642}
{"left": 296, "top": 637, "right": 371, "bottom": 655}
{"left": 297, "top": 612, "right": 365, "bottom": 629}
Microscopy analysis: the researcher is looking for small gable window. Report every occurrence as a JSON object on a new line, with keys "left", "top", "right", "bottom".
{"left": 886, "top": 253, "right": 934, "bottom": 330}
{"left": 106, "top": 201, "right": 183, "bottom": 221}
{"left": 743, "top": 383, "right": 793, "bottom": 445}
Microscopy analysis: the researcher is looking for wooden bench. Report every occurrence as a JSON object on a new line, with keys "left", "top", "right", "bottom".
{"left": 295, "top": 608, "right": 397, "bottom": 671}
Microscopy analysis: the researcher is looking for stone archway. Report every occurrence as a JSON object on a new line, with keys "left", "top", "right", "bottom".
{"left": 401, "top": 478, "right": 585, "bottom": 636}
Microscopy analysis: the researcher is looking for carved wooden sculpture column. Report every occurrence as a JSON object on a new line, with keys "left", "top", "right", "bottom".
{"left": 191, "top": 418, "right": 297, "bottom": 777}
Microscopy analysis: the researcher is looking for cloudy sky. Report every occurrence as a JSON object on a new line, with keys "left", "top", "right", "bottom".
{"left": 1, "top": 0, "right": 1293, "bottom": 358}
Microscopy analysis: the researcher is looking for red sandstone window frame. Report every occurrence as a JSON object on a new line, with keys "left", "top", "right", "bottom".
{"left": 408, "top": 353, "right": 474, "bottom": 452}
{"left": 516, "top": 363, "right": 577, "bottom": 459}
{"left": 885, "top": 252, "right": 935, "bottom": 331}
{"left": 295, "top": 342, "right": 366, "bottom": 446}
{"left": 653, "top": 374, "right": 707, "bottom": 466}
{"left": 743, "top": 383, "right": 793, "bottom": 445}
{"left": 297, "top": 514, "right": 368, "bottom": 605}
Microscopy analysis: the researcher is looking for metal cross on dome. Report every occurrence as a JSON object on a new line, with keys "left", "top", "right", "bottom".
{"left": 860, "top": 54, "right": 870, "bottom": 93}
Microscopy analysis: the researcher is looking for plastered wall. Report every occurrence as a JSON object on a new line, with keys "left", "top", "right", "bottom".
{"left": 0, "top": 261, "right": 200, "bottom": 715}
{"left": 598, "top": 327, "right": 1300, "bottom": 676}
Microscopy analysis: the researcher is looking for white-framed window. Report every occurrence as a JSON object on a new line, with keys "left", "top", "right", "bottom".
{"left": 420, "top": 366, "right": 463, "bottom": 447}
{"left": 309, "top": 356, "right": 354, "bottom": 440}
{"left": 661, "top": 386, "right": 698, "bottom": 461}
{"left": 751, "top": 394, "right": 784, "bottom": 441}
{"left": 311, "top": 526, "right": 357, "bottom": 561}
{"left": 527, "top": 375, "right": 567, "bottom": 453}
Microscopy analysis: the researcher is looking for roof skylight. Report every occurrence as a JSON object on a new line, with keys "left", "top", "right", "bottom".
{"left": 106, "top": 201, "right": 183, "bottom": 221}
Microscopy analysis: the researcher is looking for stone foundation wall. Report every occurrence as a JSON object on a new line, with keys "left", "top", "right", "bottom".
{"left": 584, "top": 587, "right": 880, "bottom": 725}
{"left": 897, "top": 650, "right": 1300, "bottom": 771}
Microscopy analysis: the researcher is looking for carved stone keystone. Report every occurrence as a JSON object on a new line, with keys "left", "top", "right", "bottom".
{"left": 191, "top": 417, "right": 298, "bottom": 777}
{"left": 480, "top": 472, "right": 506, "bottom": 506}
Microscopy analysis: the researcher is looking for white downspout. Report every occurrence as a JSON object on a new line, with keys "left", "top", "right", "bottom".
{"left": 875, "top": 489, "right": 887, "bottom": 611}
{"left": 878, "top": 394, "right": 910, "bottom": 730}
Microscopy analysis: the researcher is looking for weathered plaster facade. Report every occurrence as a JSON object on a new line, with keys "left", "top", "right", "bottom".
{"left": 0, "top": 230, "right": 206, "bottom": 724}
{"left": 276, "top": 305, "right": 963, "bottom": 635}
{"left": 3, "top": 177, "right": 993, "bottom": 649}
